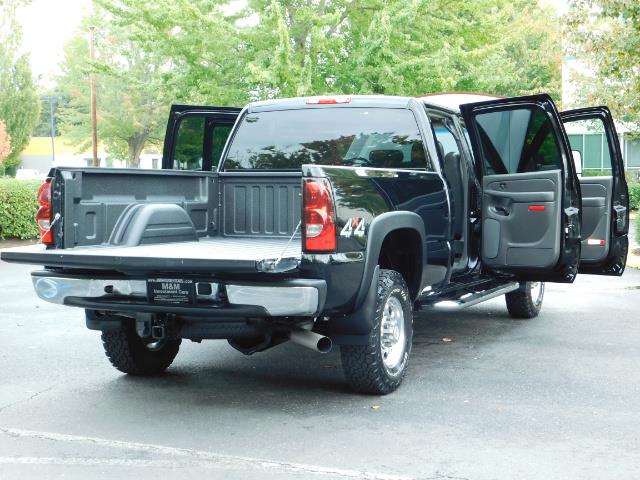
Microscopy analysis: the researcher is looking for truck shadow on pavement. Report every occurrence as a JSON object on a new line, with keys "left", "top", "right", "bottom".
{"left": 107, "top": 301, "right": 523, "bottom": 405}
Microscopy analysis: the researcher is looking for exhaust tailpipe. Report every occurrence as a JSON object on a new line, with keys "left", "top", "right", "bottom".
{"left": 289, "top": 329, "right": 332, "bottom": 353}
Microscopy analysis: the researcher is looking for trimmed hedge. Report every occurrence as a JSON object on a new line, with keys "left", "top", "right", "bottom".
{"left": 0, "top": 178, "right": 41, "bottom": 239}
{"left": 629, "top": 182, "right": 640, "bottom": 211}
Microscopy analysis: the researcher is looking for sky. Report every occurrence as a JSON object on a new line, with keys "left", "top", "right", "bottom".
{"left": 17, "top": 0, "right": 568, "bottom": 89}
{"left": 18, "top": 0, "right": 92, "bottom": 87}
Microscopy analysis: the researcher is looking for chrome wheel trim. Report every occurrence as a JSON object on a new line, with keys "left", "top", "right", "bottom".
{"left": 380, "top": 295, "right": 407, "bottom": 374}
{"left": 530, "top": 281, "right": 544, "bottom": 306}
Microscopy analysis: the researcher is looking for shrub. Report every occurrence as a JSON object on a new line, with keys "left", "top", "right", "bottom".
{"left": 630, "top": 182, "right": 640, "bottom": 211}
{"left": 0, "top": 178, "right": 41, "bottom": 239}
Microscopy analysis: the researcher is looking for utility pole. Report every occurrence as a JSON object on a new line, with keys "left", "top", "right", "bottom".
{"left": 42, "top": 96, "right": 57, "bottom": 163}
{"left": 89, "top": 25, "right": 99, "bottom": 167}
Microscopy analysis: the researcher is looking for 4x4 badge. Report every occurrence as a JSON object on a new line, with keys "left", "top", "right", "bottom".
{"left": 340, "top": 217, "right": 366, "bottom": 238}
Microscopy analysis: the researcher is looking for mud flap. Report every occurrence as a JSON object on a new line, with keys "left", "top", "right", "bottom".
{"left": 328, "top": 266, "right": 380, "bottom": 345}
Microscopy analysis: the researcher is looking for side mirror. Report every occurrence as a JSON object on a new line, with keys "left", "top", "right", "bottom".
{"left": 572, "top": 150, "right": 582, "bottom": 176}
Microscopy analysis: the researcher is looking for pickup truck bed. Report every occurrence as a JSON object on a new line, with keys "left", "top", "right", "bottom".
{"left": 2, "top": 237, "right": 302, "bottom": 273}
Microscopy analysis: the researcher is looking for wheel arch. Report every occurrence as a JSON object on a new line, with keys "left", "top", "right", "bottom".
{"left": 357, "top": 211, "right": 427, "bottom": 305}
{"left": 328, "top": 212, "right": 427, "bottom": 344}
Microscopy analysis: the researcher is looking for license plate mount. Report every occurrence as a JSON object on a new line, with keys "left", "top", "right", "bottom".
{"left": 147, "top": 278, "right": 196, "bottom": 305}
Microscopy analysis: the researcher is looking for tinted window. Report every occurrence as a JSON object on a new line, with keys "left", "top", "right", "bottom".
{"left": 430, "top": 118, "right": 462, "bottom": 163}
{"left": 460, "top": 123, "right": 474, "bottom": 159}
{"left": 211, "top": 125, "right": 232, "bottom": 169}
{"left": 172, "top": 116, "right": 205, "bottom": 170}
{"left": 474, "top": 107, "right": 562, "bottom": 175}
{"left": 565, "top": 118, "right": 612, "bottom": 177}
{"left": 171, "top": 117, "right": 234, "bottom": 171}
{"left": 223, "top": 108, "right": 432, "bottom": 171}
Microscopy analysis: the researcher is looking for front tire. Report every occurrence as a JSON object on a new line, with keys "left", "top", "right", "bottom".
{"left": 340, "top": 269, "right": 413, "bottom": 395}
{"left": 505, "top": 281, "right": 545, "bottom": 319}
{"left": 101, "top": 321, "right": 181, "bottom": 375}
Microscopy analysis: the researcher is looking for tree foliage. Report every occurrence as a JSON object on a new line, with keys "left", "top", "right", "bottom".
{"left": 58, "top": 10, "right": 172, "bottom": 167}
{"left": 0, "top": 0, "right": 40, "bottom": 175}
{"left": 341, "top": 0, "right": 561, "bottom": 98}
{"left": 59, "top": 0, "right": 562, "bottom": 166}
{"left": 95, "top": 0, "right": 563, "bottom": 101}
{"left": 0, "top": 120, "right": 11, "bottom": 164}
{"left": 566, "top": 1, "right": 640, "bottom": 126}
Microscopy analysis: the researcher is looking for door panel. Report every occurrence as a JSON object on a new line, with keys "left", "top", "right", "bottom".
{"left": 579, "top": 177, "right": 612, "bottom": 262}
{"left": 561, "top": 107, "right": 629, "bottom": 276}
{"left": 482, "top": 170, "right": 561, "bottom": 269}
{"left": 461, "top": 94, "right": 582, "bottom": 283}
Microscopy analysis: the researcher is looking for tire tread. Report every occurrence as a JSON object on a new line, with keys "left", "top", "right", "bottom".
{"left": 341, "top": 269, "right": 412, "bottom": 395}
{"left": 101, "top": 322, "right": 180, "bottom": 375}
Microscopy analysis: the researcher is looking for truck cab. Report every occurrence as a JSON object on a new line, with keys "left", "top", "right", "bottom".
{"left": 1, "top": 93, "right": 629, "bottom": 395}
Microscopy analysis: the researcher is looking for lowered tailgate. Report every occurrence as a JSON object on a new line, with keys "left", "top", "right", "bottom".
{"left": 1, "top": 237, "right": 301, "bottom": 274}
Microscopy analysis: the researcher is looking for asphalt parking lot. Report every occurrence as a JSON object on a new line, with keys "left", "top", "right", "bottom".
{"left": 1, "top": 260, "right": 639, "bottom": 480}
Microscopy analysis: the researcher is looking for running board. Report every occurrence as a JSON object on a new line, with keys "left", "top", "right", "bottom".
{"left": 417, "top": 280, "right": 519, "bottom": 311}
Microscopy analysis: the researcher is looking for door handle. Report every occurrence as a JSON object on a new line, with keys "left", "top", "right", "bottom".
{"left": 490, "top": 205, "right": 510, "bottom": 216}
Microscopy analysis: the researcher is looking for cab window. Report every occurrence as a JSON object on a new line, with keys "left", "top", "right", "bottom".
{"left": 429, "top": 117, "right": 463, "bottom": 164}
{"left": 171, "top": 116, "right": 234, "bottom": 171}
{"left": 565, "top": 118, "right": 612, "bottom": 177}
{"left": 474, "top": 106, "right": 563, "bottom": 175}
{"left": 223, "top": 108, "right": 434, "bottom": 171}
{"left": 172, "top": 116, "right": 205, "bottom": 170}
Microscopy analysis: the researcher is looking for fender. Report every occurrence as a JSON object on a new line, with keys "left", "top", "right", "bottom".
{"left": 330, "top": 212, "right": 427, "bottom": 343}
{"left": 355, "top": 211, "right": 427, "bottom": 306}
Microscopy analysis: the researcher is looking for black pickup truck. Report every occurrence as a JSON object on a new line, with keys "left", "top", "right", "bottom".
{"left": 1, "top": 93, "right": 629, "bottom": 394}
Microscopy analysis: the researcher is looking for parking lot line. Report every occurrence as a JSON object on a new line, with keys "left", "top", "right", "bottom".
{"left": 0, "top": 427, "right": 413, "bottom": 480}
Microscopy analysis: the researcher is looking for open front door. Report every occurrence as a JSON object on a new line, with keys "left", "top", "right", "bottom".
{"left": 562, "top": 107, "right": 629, "bottom": 275}
{"left": 461, "top": 94, "right": 582, "bottom": 283}
{"left": 162, "top": 105, "right": 241, "bottom": 171}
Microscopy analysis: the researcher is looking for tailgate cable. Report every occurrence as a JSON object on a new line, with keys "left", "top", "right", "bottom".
{"left": 274, "top": 221, "right": 301, "bottom": 268}
{"left": 38, "top": 213, "right": 61, "bottom": 244}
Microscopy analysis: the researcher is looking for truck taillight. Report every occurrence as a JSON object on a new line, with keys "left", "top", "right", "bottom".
{"left": 36, "top": 179, "right": 54, "bottom": 245}
{"left": 305, "top": 96, "right": 351, "bottom": 105}
{"left": 303, "top": 178, "right": 336, "bottom": 252}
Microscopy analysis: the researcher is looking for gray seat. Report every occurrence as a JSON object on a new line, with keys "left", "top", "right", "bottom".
{"left": 443, "top": 152, "right": 464, "bottom": 240}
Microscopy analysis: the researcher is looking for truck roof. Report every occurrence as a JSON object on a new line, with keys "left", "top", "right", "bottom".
{"left": 246, "top": 92, "right": 503, "bottom": 114}
{"left": 247, "top": 95, "right": 414, "bottom": 112}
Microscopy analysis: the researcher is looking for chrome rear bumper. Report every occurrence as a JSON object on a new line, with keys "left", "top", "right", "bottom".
{"left": 32, "top": 274, "right": 324, "bottom": 317}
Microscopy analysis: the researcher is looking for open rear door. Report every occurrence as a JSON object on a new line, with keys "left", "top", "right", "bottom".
{"left": 162, "top": 105, "right": 241, "bottom": 171}
{"left": 461, "top": 94, "right": 582, "bottom": 283}
{"left": 562, "top": 107, "right": 629, "bottom": 275}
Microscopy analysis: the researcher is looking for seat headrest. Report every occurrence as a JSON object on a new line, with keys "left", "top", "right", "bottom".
{"left": 369, "top": 149, "right": 404, "bottom": 168}
{"left": 443, "top": 151, "right": 460, "bottom": 166}
{"left": 436, "top": 141, "right": 445, "bottom": 161}
{"left": 410, "top": 142, "right": 426, "bottom": 166}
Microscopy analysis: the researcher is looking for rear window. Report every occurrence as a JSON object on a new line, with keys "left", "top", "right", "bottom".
{"left": 222, "top": 108, "right": 432, "bottom": 171}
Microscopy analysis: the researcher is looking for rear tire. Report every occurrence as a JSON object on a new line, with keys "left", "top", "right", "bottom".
{"left": 101, "top": 321, "right": 181, "bottom": 375}
{"left": 340, "top": 269, "right": 413, "bottom": 395}
{"left": 505, "top": 281, "right": 545, "bottom": 319}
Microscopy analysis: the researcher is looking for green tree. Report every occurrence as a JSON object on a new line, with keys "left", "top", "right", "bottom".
{"left": 56, "top": 0, "right": 562, "bottom": 174}
{"left": 58, "top": 10, "right": 172, "bottom": 167}
{"left": 0, "top": 120, "right": 11, "bottom": 164}
{"left": 32, "top": 95, "right": 68, "bottom": 137}
{"left": 566, "top": 1, "right": 640, "bottom": 126}
{"left": 95, "top": 0, "right": 249, "bottom": 106}
{"left": 0, "top": 0, "right": 40, "bottom": 175}
{"left": 342, "top": 0, "right": 561, "bottom": 97}
{"left": 93, "top": 0, "right": 562, "bottom": 106}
